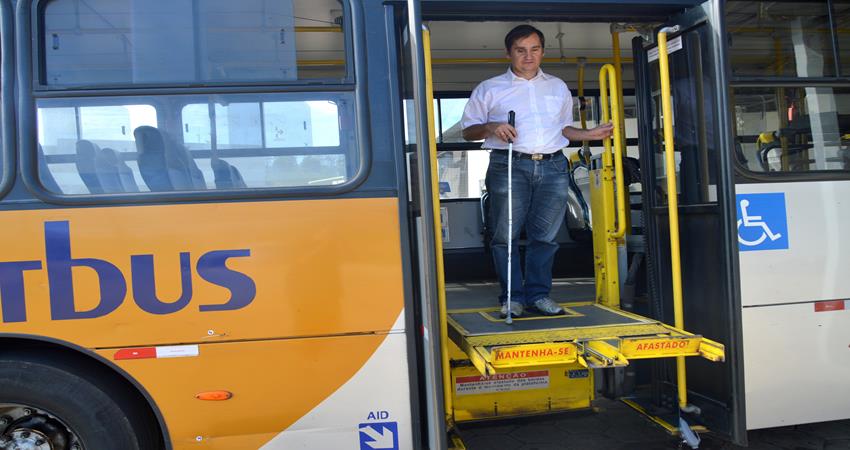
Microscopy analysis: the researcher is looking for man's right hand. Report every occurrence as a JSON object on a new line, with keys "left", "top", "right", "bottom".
{"left": 461, "top": 121, "right": 517, "bottom": 142}
{"left": 487, "top": 122, "right": 518, "bottom": 142}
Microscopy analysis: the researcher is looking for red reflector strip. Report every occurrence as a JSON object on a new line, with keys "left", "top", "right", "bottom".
{"left": 814, "top": 300, "right": 846, "bottom": 312}
{"left": 114, "top": 347, "right": 157, "bottom": 360}
{"left": 113, "top": 345, "right": 199, "bottom": 360}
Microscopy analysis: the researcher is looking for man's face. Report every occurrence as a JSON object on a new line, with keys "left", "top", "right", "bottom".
{"left": 507, "top": 33, "right": 544, "bottom": 75}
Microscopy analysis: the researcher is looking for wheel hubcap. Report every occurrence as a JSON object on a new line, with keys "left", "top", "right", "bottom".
{"left": 0, "top": 405, "right": 80, "bottom": 450}
{"left": 3, "top": 428, "right": 51, "bottom": 450}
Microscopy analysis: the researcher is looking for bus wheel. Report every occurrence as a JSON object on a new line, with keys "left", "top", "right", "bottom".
{"left": 0, "top": 356, "right": 158, "bottom": 450}
{"left": 0, "top": 404, "right": 80, "bottom": 450}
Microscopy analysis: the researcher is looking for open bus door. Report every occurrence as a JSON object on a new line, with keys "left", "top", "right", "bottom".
{"left": 401, "top": 0, "right": 745, "bottom": 446}
{"left": 632, "top": 0, "right": 746, "bottom": 445}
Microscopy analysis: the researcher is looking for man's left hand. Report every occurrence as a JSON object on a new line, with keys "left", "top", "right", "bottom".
{"left": 585, "top": 122, "right": 615, "bottom": 140}
{"left": 561, "top": 122, "right": 615, "bottom": 142}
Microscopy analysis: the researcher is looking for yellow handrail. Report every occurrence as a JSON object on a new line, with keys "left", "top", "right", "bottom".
{"left": 297, "top": 55, "right": 797, "bottom": 68}
{"left": 430, "top": 56, "right": 634, "bottom": 65}
{"left": 297, "top": 56, "right": 636, "bottom": 68}
{"left": 423, "top": 27, "right": 453, "bottom": 421}
{"left": 599, "top": 64, "right": 627, "bottom": 239}
{"left": 657, "top": 29, "right": 688, "bottom": 410}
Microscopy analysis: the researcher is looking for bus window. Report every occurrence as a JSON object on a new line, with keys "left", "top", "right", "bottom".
{"left": 726, "top": 1, "right": 836, "bottom": 78}
{"left": 438, "top": 98, "right": 471, "bottom": 144}
{"left": 42, "top": 0, "right": 347, "bottom": 87}
{"left": 431, "top": 96, "right": 486, "bottom": 199}
{"left": 181, "top": 95, "right": 351, "bottom": 188}
{"left": 37, "top": 103, "right": 157, "bottom": 194}
{"left": 436, "top": 150, "right": 489, "bottom": 199}
{"left": 733, "top": 87, "right": 850, "bottom": 174}
{"left": 36, "top": 92, "right": 356, "bottom": 194}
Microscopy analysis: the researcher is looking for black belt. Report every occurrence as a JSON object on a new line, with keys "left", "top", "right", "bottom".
{"left": 491, "top": 149, "right": 561, "bottom": 161}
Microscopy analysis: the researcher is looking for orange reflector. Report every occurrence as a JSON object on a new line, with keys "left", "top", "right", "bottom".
{"left": 814, "top": 300, "right": 846, "bottom": 312}
{"left": 195, "top": 391, "right": 233, "bottom": 401}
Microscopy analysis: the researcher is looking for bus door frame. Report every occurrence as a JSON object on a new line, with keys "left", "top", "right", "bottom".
{"left": 633, "top": 0, "right": 746, "bottom": 445}
{"left": 404, "top": 1, "right": 450, "bottom": 449}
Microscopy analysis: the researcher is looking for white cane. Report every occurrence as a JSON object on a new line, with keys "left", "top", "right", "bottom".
{"left": 506, "top": 110, "right": 516, "bottom": 325}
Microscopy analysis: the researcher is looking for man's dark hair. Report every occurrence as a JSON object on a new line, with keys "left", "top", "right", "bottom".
{"left": 504, "top": 25, "right": 545, "bottom": 51}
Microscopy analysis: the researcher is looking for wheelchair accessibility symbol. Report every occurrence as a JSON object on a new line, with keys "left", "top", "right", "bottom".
{"left": 736, "top": 193, "right": 789, "bottom": 252}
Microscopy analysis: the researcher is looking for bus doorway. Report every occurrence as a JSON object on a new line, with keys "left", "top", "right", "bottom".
{"left": 397, "top": 0, "right": 744, "bottom": 447}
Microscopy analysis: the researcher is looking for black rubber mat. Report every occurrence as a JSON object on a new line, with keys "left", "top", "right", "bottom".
{"left": 449, "top": 304, "right": 651, "bottom": 336}
{"left": 445, "top": 278, "right": 595, "bottom": 310}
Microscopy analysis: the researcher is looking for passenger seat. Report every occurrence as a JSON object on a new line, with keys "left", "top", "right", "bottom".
{"left": 134, "top": 126, "right": 207, "bottom": 191}
{"left": 96, "top": 147, "right": 140, "bottom": 193}
{"left": 75, "top": 140, "right": 104, "bottom": 194}
{"left": 211, "top": 158, "right": 247, "bottom": 189}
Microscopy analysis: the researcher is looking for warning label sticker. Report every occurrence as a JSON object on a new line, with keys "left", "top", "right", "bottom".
{"left": 455, "top": 370, "right": 549, "bottom": 396}
{"left": 648, "top": 36, "right": 683, "bottom": 62}
{"left": 621, "top": 337, "right": 699, "bottom": 357}
{"left": 492, "top": 343, "right": 576, "bottom": 365}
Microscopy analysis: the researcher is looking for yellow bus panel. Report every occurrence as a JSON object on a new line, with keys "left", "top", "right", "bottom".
{"left": 0, "top": 197, "right": 405, "bottom": 347}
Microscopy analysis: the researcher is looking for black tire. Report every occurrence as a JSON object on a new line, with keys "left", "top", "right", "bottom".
{"left": 0, "top": 352, "right": 160, "bottom": 450}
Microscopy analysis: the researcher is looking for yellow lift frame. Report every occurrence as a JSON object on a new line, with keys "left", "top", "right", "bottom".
{"left": 420, "top": 25, "right": 724, "bottom": 432}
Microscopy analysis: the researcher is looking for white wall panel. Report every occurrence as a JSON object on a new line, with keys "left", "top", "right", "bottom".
{"left": 736, "top": 181, "right": 850, "bottom": 307}
{"left": 743, "top": 302, "right": 850, "bottom": 429}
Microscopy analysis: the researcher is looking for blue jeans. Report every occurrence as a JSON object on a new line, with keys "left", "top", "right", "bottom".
{"left": 485, "top": 150, "right": 570, "bottom": 306}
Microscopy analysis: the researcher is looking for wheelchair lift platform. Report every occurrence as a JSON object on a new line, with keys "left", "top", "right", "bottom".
{"left": 446, "top": 282, "right": 724, "bottom": 376}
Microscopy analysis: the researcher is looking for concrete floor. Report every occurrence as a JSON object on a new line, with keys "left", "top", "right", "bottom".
{"left": 458, "top": 397, "right": 850, "bottom": 449}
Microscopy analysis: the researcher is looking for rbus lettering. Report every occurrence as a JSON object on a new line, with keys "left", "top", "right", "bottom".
{"left": 131, "top": 253, "right": 193, "bottom": 315}
{"left": 0, "top": 221, "right": 255, "bottom": 323}
{"left": 196, "top": 250, "right": 256, "bottom": 312}
{"left": 0, "top": 261, "right": 43, "bottom": 322}
{"left": 46, "top": 221, "right": 127, "bottom": 320}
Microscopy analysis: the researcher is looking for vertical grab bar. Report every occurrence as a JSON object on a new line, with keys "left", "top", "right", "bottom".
{"left": 422, "top": 27, "right": 454, "bottom": 423}
{"left": 657, "top": 27, "right": 689, "bottom": 410}
{"left": 599, "top": 64, "right": 627, "bottom": 239}
{"left": 406, "top": 1, "right": 448, "bottom": 445}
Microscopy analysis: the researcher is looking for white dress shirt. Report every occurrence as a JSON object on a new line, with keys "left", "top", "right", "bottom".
{"left": 461, "top": 68, "right": 573, "bottom": 154}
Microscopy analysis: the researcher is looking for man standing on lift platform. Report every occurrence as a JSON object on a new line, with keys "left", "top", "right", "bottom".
{"left": 461, "top": 25, "right": 613, "bottom": 319}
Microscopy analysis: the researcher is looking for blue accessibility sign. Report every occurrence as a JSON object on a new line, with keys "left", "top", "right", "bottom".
{"left": 735, "top": 193, "right": 789, "bottom": 252}
{"left": 359, "top": 422, "right": 398, "bottom": 450}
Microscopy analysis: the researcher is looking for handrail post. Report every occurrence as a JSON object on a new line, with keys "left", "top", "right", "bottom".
{"left": 422, "top": 27, "right": 454, "bottom": 426}
{"left": 657, "top": 27, "right": 689, "bottom": 411}
{"left": 599, "top": 64, "right": 627, "bottom": 240}
{"left": 406, "top": 1, "right": 448, "bottom": 447}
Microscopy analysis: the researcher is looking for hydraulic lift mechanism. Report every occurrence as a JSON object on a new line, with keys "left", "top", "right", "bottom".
{"left": 417, "top": 21, "right": 726, "bottom": 450}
